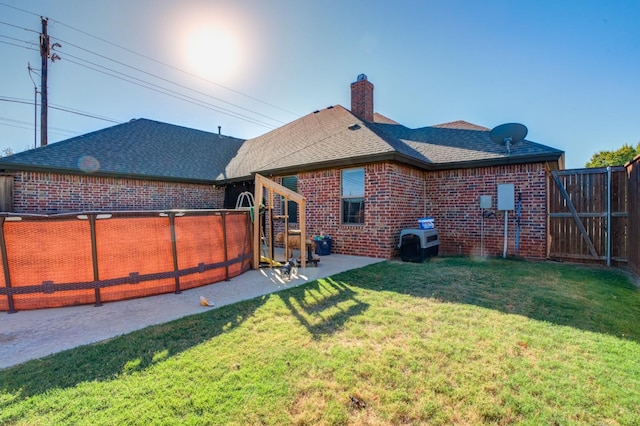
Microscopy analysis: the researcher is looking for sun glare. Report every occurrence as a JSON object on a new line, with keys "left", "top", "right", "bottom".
{"left": 185, "top": 26, "right": 239, "bottom": 82}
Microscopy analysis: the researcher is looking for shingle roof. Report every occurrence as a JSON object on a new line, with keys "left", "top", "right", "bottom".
{"left": 369, "top": 122, "right": 564, "bottom": 168}
{"left": 226, "top": 105, "right": 564, "bottom": 177}
{"left": 223, "top": 105, "right": 404, "bottom": 178}
{"left": 0, "top": 107, "right": 564, "bottom": 184}
{"left": 0, "top": 118, "right": 244, "bottom": 183}
{"left": 373, "top": 113, "right": 399, "bottom": 124}
{"left": 431, "top": 120, "right": 490, "bottom": 131}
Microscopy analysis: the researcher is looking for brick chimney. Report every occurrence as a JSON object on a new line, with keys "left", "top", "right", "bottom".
{"left": 350, "top": 74, "right": 374, "bottom": 122}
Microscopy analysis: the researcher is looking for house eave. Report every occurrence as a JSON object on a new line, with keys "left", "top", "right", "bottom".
{"left": 0, "top": 149, "right": 564, "bottom": 186}
{"left": 251, "top": 150, "right": 565, "bottom": 176}
{"left": 0, "top": 163, "right": 220, "bottom": 185}
{"left": 424, "top": 152, "right": 565, "bottom": 171}
{"left": 254, "top": 152, "right": 404, "bottom": 177}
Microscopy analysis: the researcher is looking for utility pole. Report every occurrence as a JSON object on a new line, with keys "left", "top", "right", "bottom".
{"left": 39, "top": 17, "right": 60, "bottom": 148}
{"left": 39, "top": 17, "right": 49, "bottom": 147}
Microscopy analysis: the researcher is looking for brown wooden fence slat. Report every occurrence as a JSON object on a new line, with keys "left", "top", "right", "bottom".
{"left": 548, "top": 167, "right": 628, "bottom": 266}
{"left": 550, "top": 171, "right": 599, "bottom": 258}
{"left": 628, "top": 158, "right": 640, "bottom": 276}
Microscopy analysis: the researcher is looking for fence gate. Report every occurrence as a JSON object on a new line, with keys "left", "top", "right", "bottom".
{"left": 548, "top": 167, "right": 627, "bottom": 265}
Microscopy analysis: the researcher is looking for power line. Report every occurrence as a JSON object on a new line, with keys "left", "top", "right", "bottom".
{"left": 48, "top": 103, "right": 120, "bottom": 123}
{"left": 0, "top": 38, "right": 37, "bottom": 51}
{"left": 0, "top": 96, "right": 33, "bottom": 105}
{"left": 0, "top": 96, "right": 122, "bottom": 123}
{"left": 0, "top": 121, "right": 32, "bottom": 131}
{"left": 48, "top": 103, "right": 121, "bottom": 124}
{"left": 61, "top": 53, "right": 277, "bottom": 127}
{"left": 4, "top": 34, "right": 279, "bottom": 129}
{"left": 0, "top": 20, "right": 39, "bottom": 34}
{"left": 55, "top": 36, "right": 287, "bottom": 126}
{"left": 62, "top": 56, "right": 277, "bottom": 129}
{"left": 50, "top": 19, "right": 299, "bottom": 117}
{"left": 0, "top": 2, "right": 40, "bottom": 18}
{"left": 0, "top": 121, "right": 76, "bottom": 139}
{"left": 0, "top": 117, "right": 76, "bottom": 135}
{"left": 0, "top": 116, "right": 32, "bottom": 127}
{"left": 0, "top": 2, "right": 298, "bottom": 117}
{"left": 0, "top": 32, "right": 36, "bottom": 45}
{"left": 0, "top": 2, "right": 301, "bottom": 138}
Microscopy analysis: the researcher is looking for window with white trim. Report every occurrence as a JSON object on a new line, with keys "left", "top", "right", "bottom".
{"left": 341, "top": 167, "right": 364, "bottom": 224}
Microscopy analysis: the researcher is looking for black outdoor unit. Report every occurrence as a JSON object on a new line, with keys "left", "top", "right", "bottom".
{"left": 398, "top": 229, "right": 439, "bottom": 262}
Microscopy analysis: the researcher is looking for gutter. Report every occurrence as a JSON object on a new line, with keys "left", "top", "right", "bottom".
{"left": 0, "top": 149, "right": 565, "bottom": 187}
{"left": 0, "top": 163, "right": 220, "bottom": 185}
{"left": 252, "top": 150, "right": 565, "bottom": 178}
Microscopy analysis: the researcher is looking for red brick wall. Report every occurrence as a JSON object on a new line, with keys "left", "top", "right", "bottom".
{"left": 10, "top": 171, "right": 225, "bottom": 214}
{"left": 11, "top": 163, "right": 550, "bottom": 260}
{"left": 350, "top": 78, "right": 374, "bottom": 122}
{"left": 425, "top": 163, "right": 548, "bottom": 259}
{"left": 296, "top": 163, "right": 424, "bottom": 258}
{"left": 291, "top": 161, "right": 549, "bottom": 259}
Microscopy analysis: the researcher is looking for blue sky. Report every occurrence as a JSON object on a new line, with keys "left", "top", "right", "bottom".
{"left": 1, "top": 0, "right": 638, "bottom": 169}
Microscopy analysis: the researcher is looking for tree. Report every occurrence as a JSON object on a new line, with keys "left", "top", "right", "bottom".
{"left": 586, "top": 142, "right": 640, "bottom": 167}
{"left": 0, "top": 147, "right": 13, "bottom": 157}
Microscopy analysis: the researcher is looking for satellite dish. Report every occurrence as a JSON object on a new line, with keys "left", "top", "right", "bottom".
{"left": 489, "top": 123, "right": 528, "bottom": 154}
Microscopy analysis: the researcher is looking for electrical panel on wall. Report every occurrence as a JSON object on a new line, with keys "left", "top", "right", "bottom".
{"left": 497, "top": 184, "right": 515, "bottom": 211}
{"left": 479, "top": 195, "right": 492, "bottom": 209}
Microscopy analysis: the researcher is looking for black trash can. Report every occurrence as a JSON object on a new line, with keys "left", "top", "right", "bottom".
{"left": 399, "top": 229, "right": 439, "bottom": 262}
{"left": 314, "top": 236, "right": 332, "bottom": 256}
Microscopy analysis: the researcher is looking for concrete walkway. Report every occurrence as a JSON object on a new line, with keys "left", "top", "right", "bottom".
{"left": 0, "top": 254, "right": 384, "bottom": 369}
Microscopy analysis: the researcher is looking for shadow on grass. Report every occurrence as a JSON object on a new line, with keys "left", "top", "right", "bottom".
{"left": 278, "top": 276, "right": 369, "bottom": 339}
{"left": 0, "top": 275, "right": 371, "bottom": 405}
{"left": 0, "top": 295, "right": 266, "bottom": 403}
{"left": 335, "top": 257, "right": 640, "bottom": 343}
{"left": 3, "top": 256, "right": 637, "bottom": 407}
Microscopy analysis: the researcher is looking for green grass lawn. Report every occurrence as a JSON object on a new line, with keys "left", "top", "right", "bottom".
{"left": 1, "top": 257, "right": 639, "bottom": 425}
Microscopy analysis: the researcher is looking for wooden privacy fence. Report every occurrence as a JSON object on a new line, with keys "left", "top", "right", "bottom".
{"left": 0, "top": 209, "right": 252, "bottom": 312}
{"left": 548, "top": 167, "right": 627, "bottom": 265}
{"left": 627, "top": 157, "right": 640, "bottom": 277}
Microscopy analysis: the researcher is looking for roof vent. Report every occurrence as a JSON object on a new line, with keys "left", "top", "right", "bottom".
{"left": 348, "top": 123, "right": 361, "bottom": 131}
{"left": 313, "top": 110, "right": 320, "bottom": 114}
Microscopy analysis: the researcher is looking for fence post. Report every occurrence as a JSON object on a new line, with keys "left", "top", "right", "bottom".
{"left": 222, "top": 212, "right": 230, "bottom": 281}
{"left": 0, "top": 217, "right": 16, "bottom": 313}
{"left": 168, "top": 212, "right": 181, "bottom": 294}
{"left": 89, "top": 214, "right": 102, "bottom": 307}
{"left": 607, "top": 167, "right": 612, "bottom": 267}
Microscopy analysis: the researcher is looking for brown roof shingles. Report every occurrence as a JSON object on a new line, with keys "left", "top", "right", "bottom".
{"left": 223, "top": 105, "right": 400, "bottom": 177}
{"left": 232, "top": 106, "right": 563, "bottom": 177}
{"left": 0, "top": 119, "right": 245, "bottom": 183}
{"left": 431, "top": 120, "right": 490, "bottom": 131}
{"left": 0, "top": 106, "right": 564, "bottom": 184}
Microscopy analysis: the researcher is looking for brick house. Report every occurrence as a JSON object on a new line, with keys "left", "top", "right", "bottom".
{"left": 0, "top": 75, "right": 564, "bottom": 259}
{"left": 0, "top": 120, "right": 246, "bottom": 213}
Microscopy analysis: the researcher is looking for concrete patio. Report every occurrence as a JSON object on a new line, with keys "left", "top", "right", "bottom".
{"left": 0, "top": 253, "right": 384, "bottom": 369}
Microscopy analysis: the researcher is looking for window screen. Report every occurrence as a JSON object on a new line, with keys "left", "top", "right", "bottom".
{"left": 281, "top": 176, "right": 298, "bottom": 223}
{"left": 341, "top": 168, "right": 364, "bottom": 224}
